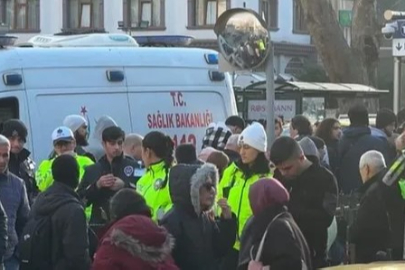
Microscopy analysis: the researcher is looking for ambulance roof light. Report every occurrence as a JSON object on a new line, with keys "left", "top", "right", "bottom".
{"left": 20, "top": 33, "right": 139, "bottom": 48}
{"left": 205, "top": 53, "right": 218, "bottom": 65}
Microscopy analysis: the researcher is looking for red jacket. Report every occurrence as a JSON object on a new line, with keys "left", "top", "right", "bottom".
{"left": 92, "top": 214, "right": 179, "bottom": 270}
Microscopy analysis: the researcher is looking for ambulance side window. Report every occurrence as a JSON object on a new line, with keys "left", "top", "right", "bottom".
{"left": 0, "top": 97, "right": 19, "bottom": 123}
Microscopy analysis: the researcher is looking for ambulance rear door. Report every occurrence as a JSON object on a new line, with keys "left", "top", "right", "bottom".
{"left": 21, "top": 47, "right": 132, "bottom": 162}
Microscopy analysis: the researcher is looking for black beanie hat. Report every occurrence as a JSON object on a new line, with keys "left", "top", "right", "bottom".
{"left": 110, "top": 188, "right": 151, "bottom": 221}
{"left": 1, "top": 119, "right": 28, "bottom": 142}
{"left": 376, "top": 108, "right": 397, "bottom": 130}
{"left": 175, "top": 144, "right": 198, "bottom": 164}
{"left": 52, "top": 154, "right": 80, "bottom": 189}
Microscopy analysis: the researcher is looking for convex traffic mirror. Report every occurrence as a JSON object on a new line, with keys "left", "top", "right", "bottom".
{"left": 214, "top": 8, "right": 271, "bottom": 70}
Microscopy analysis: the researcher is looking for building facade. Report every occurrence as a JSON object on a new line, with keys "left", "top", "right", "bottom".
{"left": 1, "top": 0, "right": 350, "bottom": 76}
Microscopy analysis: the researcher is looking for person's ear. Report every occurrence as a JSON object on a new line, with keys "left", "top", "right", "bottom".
{"left": 145, "top": 148, "right": 152, "bottom": 159}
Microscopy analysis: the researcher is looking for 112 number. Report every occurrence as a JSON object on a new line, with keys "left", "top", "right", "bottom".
{"left": 173, "top": 134, "right": 196, "bottom": 148}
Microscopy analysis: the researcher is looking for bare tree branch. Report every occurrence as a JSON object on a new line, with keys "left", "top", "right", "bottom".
{"left": 298, "top": 0, "right": 370, "bottom": 84}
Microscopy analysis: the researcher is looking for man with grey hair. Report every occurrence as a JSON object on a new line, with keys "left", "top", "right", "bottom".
{"left": 0, "top": 135, "right": 30, "bottom": 269}
{"left": 123, "top": 133, "right": 145, "bottom": 182}
{"left": 224, "top": 134, "right": 240, "bottom": 164}
{"left": 123, "top": 133, "right": 143, "bottom": 161}
{"left": 359, "top": 150, "right": 386, "bottom": 184}
{"left": 350, "top": 150, "right": 390, "bottom": 263}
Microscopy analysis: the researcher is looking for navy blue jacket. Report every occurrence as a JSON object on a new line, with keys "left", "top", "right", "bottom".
{"left": 0, "top": 171, "right": 30, "bottom": 260}
{"left": 0, "top": 199, "right": 7, "bottom": 263}
{"left": 337, "top": 126, "right": 389, "bottom": 194}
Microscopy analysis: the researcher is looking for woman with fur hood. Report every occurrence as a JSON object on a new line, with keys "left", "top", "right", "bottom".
{"left": 160, "top": 163, "right": 237, "bottom": 270}
{"left": 92, "top": 188, "right": 179, "bottom": 270}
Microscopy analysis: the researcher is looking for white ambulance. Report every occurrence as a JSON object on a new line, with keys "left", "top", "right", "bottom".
{"left": 0, "top": 34, "right": 237, "bottom": 163}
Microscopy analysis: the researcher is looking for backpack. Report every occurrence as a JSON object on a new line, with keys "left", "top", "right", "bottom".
{"left": 19, "top": 201, "right": 74, "bottom": 270}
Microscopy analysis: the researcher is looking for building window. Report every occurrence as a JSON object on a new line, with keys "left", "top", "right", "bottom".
{"left": 63, "top": 0, "right": 104, "bottom": 30}
{"left": 188, "top": 0, "right": 230, "bottom": 28}
{"left": 123, "top": 0, "right": 165, "bottom": 29}
{"left": 0, "top": 0, "right": 40, "bottom": 31}
{"left": 259, "top": 0, "right": 278, "bottom": 29}
{"left": 293, "top": 0, "right": 307, "bottom": 33}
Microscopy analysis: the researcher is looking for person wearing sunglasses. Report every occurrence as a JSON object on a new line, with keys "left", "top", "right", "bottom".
{"left": 160, "top": 163, "right": 236, "bottom": 270}
{"left": 36, "top": 126, "right": 95, "bottom": 220}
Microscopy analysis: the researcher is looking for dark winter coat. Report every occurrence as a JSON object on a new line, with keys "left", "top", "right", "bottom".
{"left": 382, "top": 178, "right": 405, "bottom": 260}
{"left": 160, "top": 164, "right": 237, "bottom": 270}
{"left": 77, "top": 154, "right": 138, "bottom": 228}
{"left": 8, "top": 148, "right": 38, "bottom": 205}
{"left": 274, "top": 157, "right": 338, "bottom": 268}
{"left": 0, "top": 171, "right": 30, "bottom": 260}
{"left": 30, "top": 182, "right": 91, "bottom": 270}
{"left": 238, "top": 205, "right": 312, "bottom": 270}
{"left": 325, "top": 140, "right": 339, "bottom": 176}
{"left": 0, "top": 200, "right": 7, "bottom": 263}
{"left": 337, "top": 126, "right": 389, "bottom": 194}
{"left": 92, "top": 215, "right": 178, "bottom": 270}
{"left": 350, "top": 170, "right": 390, "bottom": 263}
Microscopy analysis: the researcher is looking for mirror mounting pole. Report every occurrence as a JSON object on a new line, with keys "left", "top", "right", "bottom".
{"left": 266, "top": 2, "right": 275, "bottom": 151}
{"left": 265, "top": 42, "right": 275, "bottom": 151}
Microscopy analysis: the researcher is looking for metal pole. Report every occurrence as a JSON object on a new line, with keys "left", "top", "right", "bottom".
{"left": 265, "top": 0, "right": 275, "bottom": 151}
{"left": 394, "top": 57, "right": 402, "bottom": 114}
{"left": 265, "top": 43, "right": 275, "bottom": 150}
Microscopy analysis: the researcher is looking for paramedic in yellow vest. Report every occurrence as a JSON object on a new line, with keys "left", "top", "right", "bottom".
{"left": 217, "top": 122, "right": 272, "bottom": 270}
{"left": 36, "top": 126, "right": 94, "bottom": 218}
{"left": 137, "top": 131, "right": 174, "bottom": 221}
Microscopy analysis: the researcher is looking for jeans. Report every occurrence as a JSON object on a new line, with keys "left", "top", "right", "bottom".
{"left": 4, "top": 255, "right": 19, "bottom": 270}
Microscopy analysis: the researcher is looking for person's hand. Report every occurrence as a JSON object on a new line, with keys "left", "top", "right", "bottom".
{"left": 96, "top": 174, "right": 115, "bottom": 189}
{"left": 218, "top": 198, "right": 232, "bottom": 219}
{"left": 248, "top": 260, "right": 267, "bottom": 270}
{"left": 110, "top": 177, "right": 125, "bottom": 191}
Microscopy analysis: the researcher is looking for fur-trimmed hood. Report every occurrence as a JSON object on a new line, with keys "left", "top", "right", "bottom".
{"left": 169, "top": 163, "right": 219, "bottom": 215}
{"left": 102, "top": 214, "right": 175, "bottom": 263}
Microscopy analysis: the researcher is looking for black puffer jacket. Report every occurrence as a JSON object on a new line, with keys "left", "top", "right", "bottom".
{"left": 8, "top": 148, "right": 38, "bottom": 205}
{"left": 30, "top": 182, "right": 91, "bottom": 270}
{"left": 238, "top": 205, "right": 312, "bottom": 270}
{"left": 160, "top": 164, "right": 236, "bottom": 270}
{"left": 274, "top": 157, "right": 338, "bottom": 268}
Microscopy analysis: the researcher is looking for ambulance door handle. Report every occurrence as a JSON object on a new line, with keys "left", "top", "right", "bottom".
{"left": 106, "top": 70, "right": 124, "bottom": 82}
{"left": 3, "top": 73, "right": 22, "bottom": 86}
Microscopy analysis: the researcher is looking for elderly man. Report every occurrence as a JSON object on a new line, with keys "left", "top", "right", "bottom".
{"left": 350, "top": 150, "right": 390, "bottom": 263}
{"left": 123, "top": 133, "right": 143, "bottom": 161}
{"left": 123, "top": 133, "right": 145, "bottom": 182}
{"left": 0, "top": 135, "right": 30, "bottom": 269}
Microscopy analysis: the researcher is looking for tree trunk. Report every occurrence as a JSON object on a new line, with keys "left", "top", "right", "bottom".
{"left": 298, "top": 0, "right": 369, "bottom": 84}
{"left": 351, "top": 0, "right": 380, "bottom": 86}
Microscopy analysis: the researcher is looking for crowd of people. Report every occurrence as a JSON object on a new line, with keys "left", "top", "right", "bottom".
{"left": 0, "top": 103, "right": 403, "bottom": 269}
